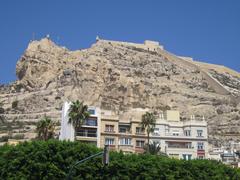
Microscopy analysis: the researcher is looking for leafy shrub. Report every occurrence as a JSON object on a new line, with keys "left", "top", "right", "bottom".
{"left": 14, "top": 84, "right": 25, "bottom": 92}
{"left": 0, "top": 107, "right": 4, "bottom": 114}
{"left": 0, "top": 135, "right": 9, "bottom": 142}
{"left": 11, "top": 134, "right": 25, "bottom": 140}
{"left": 0, "top": 140, "right": 239, "bottom": 179}
{"left": 11, "top": 100, "right": 18, "bottom": 109}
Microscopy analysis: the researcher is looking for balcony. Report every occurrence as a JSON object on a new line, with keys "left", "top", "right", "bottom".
{"left": 119, "top": 124, "right": 131, "bottom": 135}
{"left": 76, "top": 129, "right": 97, "bottom": 140}
{"left": 166, "top": 141, "right": 193, "bottom": 150}
{"left": 167, "top": 146, "right": 195, "bottom": 154}
{"left": 164, "top": 133, "right": 206, "bottom": 140}
{"left": 152, "top": 132, "right": 160, "bottom": 136}
{"left": 104, "top": 130, "right": 116, "bottom": 134}
{"left": 167, "top": 146, "right": 194, "bottom": 149}
{"left": 135, "top": 132, "right": 145, "bottom": 136}
{"left": 119, "top": 129, "right": 131, "bottom": 135}
{"left": 82, "top": 118, "right": 97, "bottom": 128}
{"left": 118, "top": 144, "right": 134, "bottom": 153}
{"left": 197, "top": 149, "right": 205, "bottom": 155}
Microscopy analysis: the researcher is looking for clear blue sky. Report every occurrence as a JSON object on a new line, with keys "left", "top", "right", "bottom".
{"left": 0, "top": 0, "right": 239, "bottom": 84}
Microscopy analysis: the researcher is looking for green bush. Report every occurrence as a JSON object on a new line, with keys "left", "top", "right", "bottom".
{"left": 11, "top": 134, "right": 25, "bottom": 140}
{"left": 11, "top": 100, "right": 18, "bottom": 109}
{"left": 0, "top": 140, "right": 239, "bottom": 179}
{"left": 0, "top": 135, "right": 9, "bottom": 142}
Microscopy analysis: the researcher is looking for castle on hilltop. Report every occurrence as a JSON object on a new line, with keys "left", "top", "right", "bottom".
{"left": 96, "top": 36, "right": 164, "bottom": 52}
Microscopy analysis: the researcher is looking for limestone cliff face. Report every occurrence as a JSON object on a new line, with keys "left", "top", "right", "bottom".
{"left": 1, "top": 38, "right": 240, "bottom": 146}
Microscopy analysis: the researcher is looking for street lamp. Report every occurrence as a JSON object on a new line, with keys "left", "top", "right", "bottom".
{"left": 67, "top": 145, "right": 109, "bottom": 180}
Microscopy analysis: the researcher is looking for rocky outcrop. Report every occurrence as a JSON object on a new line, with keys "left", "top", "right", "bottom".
{"left": 0, "top": 37, "right": 239, "bottom": 146}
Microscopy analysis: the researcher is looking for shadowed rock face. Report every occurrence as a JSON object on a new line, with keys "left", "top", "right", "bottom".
{"left": 1, "top": 38, "right": 240, "bottom": 146}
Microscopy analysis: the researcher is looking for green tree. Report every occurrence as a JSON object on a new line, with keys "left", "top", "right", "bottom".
{"left": 141, "top": 112, "right": 156, "bottom": 151}
{"left": 146, "top": 141, "right": 161, "bottom": 155}
{"left": 36, "top": 116, "right": 56, "bottom": 140}
{"left": 0, "top": 140, "right": 239, "bottom": 179}
{"left": 68, "top": 100, "right": 90, "bottom": 138}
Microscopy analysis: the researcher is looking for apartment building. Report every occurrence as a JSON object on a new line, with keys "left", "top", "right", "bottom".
{"left": 100, "top": 109, "right": 208, "bottom": 159}
{"left": 151, "top": 111, "right": 208, "bottom": 160}
{"left": 59, "top": 102, "right": 101, "bottom": 147}
{"left": 209, "top": 142, "right": 240, "bottom": 167}
{"left": 100, "top": 109, "right": 147, "bottom": 154}
{"left": 60, "top": 102, "right": 208, "bottom": 159}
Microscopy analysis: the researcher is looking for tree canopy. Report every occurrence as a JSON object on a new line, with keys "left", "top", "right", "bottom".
{"left": 36, "top": 116, "right": 56, "bottom": 140}
{"left": 141, "top": 112, "right": 156, "bottom": 149}
{"left": 68, "top": 100, "right": 90, "bottom": 129}
{"left": 0, "top": 140, "right": 239, "bottom": 179}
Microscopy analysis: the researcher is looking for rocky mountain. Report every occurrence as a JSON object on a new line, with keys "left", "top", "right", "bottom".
{"left": 0, "top": 37, "right": 239, "bottom": 146}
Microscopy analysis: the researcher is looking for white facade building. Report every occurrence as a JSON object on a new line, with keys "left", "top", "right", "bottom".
{"left": 59, "top": 102, "right": 101, "bottom": 147}
{"left": 59, "top": 102, "right": 74, "bottom": 141}
{"left": 151, "top": 111, "right": 208, "bottom": 160}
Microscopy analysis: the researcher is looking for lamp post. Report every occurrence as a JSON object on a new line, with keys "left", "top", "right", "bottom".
{"left": 67, "top": 145, "right": 109, "bottom": 180}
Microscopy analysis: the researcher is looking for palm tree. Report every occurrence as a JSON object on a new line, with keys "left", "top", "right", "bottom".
{"left": 141, "top": 112, "right": 156, "bottom": 151}
{"left": 145, "top": 141, "right": 161, "bottom": 155}
{"left": 68, "top": 100, "right": 90, "bottom": 138}
{"left": 36, "top": 116, "right": 56, "bottom": 140}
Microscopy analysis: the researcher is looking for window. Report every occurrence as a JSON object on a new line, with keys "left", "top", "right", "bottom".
{"left": 159, "top": 112, "right": 164, "bottom": 120}
{"left": 165, "top": 126, "right": 169, "bottom": 133}
{"left": 88, "top": 109, "right": 95, "bottom": 115}
{"left": 119, "top": 138, "right": 131, "bottom": 145}
{"left": 184, "top": 130, "right": 191, "bottom": 136}
{"left": 119, "top": 127, "right": 126, "bottom": 133}
{"left": 105, "top": 125, "right": 114, "bottom": 132}
{"left": 85, "top": 119, "right": 97, "bottom": 126}
{"left": 136, "top": 127, "right": 144, "bottom": 134}
{"left": 119, "top": 126, "right": 130, "bottom": 133}
{"left": 172, "top": 130, "right": 179, "bottom": 136}
{"left": 197, "top": 142, "right": 204, "bottom": 150}
{"left": 186, "top": 142, "right": 192, "bottom": 148}
{"left": 153, "top": 128, "right": 160, "bottom": 135}
{"left": 136, "top": 140, "right": 145, "bottom": 148}
{"left": 197, "top": 130, "right": 203, "bottom": 137}
{"left": 105, "top": 138, "right": 114, "bottom": 145}
{"left": 182, "top": 154, "right": 192, "bottom": 160}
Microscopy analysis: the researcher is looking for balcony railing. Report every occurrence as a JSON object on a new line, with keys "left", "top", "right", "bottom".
{"left": 119, "top": 131, "right": 131, "bottom": 134}
{"left": 118, "top": 144, "right": 133, "bottom": 146}
{"left": 104, "top": 130, "right": 115, "bottom": 133}
{"left": 165, "top": 133, "right": 205, "bottom": 138}
{"left": 152, "top": 132, "right": 160, "bottom": 136}
{"left": 76, "top": 131, "right": 97, "bottom": 137}
{"left": 82, "top": 120, "right": 97, "bottom": 127}
{"left": 167, "top": 146, "right": 194, "bottom": 149}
